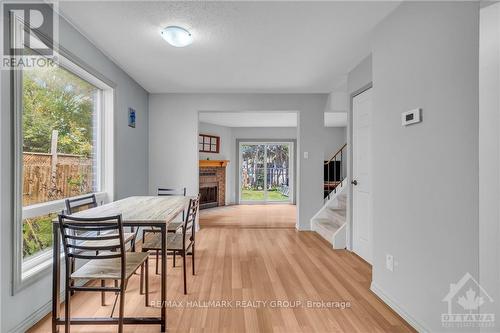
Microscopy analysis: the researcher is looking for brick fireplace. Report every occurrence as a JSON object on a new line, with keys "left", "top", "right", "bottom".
{"left": 199, "top": 160, "right": 229, "bottom": 209}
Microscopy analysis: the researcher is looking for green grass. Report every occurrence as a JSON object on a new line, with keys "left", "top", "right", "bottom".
{"left": 241, "top": 189, "right": 289, "bottom": 201}
{"left": 23, "top": 213, "right": 55, "bottom": 258}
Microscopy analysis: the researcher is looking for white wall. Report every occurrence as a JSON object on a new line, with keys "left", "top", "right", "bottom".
{"left": 0, "top": 14, "right": 149, "bottom": 332}
{"left": 149, "top": 94, "right": 328, "bottom": 230}
{"left": 370, "top": 2, "right": 479, "bottom": 331}
{"left": 479, "top": 3, "right": 500, "bottom": 329}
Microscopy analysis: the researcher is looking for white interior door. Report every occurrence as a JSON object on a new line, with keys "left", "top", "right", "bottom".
{"left": 352, "top": 88, "right": 373, "bottom": 264}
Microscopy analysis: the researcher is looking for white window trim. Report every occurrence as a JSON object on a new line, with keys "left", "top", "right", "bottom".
{"left": 11, "top": 16, "right": 116, "bottom": 294}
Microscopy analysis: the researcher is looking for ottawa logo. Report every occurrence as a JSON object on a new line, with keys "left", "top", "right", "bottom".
{"left": 441, "top": 272, "right": 495, "bottom": 328}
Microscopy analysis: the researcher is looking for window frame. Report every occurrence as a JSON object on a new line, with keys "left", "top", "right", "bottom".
{"left": 11, "top": 15, "right": 116, "bottom": 294}
{"left": 199, "top": 134, "right": 220, "bottom": 153}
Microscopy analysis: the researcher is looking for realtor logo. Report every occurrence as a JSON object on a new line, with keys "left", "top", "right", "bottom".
{"left": 1, "top": 1, "right": 58, "bottom": 69}
{"left": 441, "top": 272, "right": 495, "bottom": 328}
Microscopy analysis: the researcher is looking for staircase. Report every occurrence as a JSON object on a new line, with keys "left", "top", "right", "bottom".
{"left": 312, "top": 144, "right": 347, "bottom": 249}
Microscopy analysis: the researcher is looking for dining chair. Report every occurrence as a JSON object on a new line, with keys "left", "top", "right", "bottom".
{"left": 65, "top": 194, "right": 137, "bottom": 250}
{"left": 65, "top": 194, "right": 137, "bottom": 301}
{"left": 58, "top": 214, "right": 149, "bottom": 333}
{"left": 142, "top": 195, "right": 199, "bottom": 294}
{"left": 141, "top": 187, "right": 187, "bottom": 274}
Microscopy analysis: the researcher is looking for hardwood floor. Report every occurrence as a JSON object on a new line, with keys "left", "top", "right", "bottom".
{"left": 29, "top": 204, "right": 414, "bottom": 333}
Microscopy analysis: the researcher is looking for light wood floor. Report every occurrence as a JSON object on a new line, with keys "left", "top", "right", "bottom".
{"left": 29, "top": 204, "right": 414, "bottom": 333}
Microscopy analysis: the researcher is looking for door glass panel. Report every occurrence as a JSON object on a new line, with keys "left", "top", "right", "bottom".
{"left": 240, "top": 144, "right": 265, "bottom": 201}
{"left": 240, "top": 143, "right": 291, "bottom": 202}
{"left": 265, "top": 144, "right": 290, "bottom": 201}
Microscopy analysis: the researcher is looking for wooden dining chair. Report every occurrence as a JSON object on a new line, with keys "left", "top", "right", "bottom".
{"left": 142, "top": 195, "right": 199, "bottom": 294}
{"left": 58, "top": 214, "right": 149, "bottom": 333}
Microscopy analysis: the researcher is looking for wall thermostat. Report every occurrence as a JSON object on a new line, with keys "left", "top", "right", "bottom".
{"left": 402, "top": 108, "right": 421, "bottom": 126}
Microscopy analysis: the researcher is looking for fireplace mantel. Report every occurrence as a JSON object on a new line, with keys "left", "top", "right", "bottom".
{"left": 199, "top": 160, "right": 229, "bottom": 168}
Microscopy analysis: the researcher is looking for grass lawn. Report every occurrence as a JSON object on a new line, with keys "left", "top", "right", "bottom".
{"left": 241, "top": 189, "right": 289, "bottom": 201}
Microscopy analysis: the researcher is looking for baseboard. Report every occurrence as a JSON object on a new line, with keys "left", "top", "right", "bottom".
{"left": 8, "top": 289, "right": 64, "bottom": 333}
{"left": 370, "top": 282, "right": 429, "bottom": 333}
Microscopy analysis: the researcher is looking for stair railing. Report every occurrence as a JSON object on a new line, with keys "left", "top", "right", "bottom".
{"left": 324, "top": 143, "right": 347, "bottom": 201}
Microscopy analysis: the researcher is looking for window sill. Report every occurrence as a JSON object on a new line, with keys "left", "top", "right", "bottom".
{"left": 15, "top": 192, "right": 109, "bottom": 293}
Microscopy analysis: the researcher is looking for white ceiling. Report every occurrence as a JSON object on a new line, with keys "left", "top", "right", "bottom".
{"left": 59, "top": 1, "right": 399, "bottom": 93}
{"left": 325, "top": 112, "right": 347, "bottom": 127}
{"left": 199, "top": 112, "right": 297, "bottom": 127}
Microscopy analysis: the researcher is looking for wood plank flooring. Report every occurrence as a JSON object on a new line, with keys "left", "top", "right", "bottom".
{"left": 28, "top": 204, "right": 414, "bottom": 333}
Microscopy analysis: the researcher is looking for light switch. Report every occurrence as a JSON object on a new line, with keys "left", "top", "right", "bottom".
{"left": 303, "top": 152, "right": 309, "bottom": 159}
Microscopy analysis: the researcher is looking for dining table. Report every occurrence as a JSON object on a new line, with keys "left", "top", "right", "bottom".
{"left": 51, "top": 195, "right": 190, "bottom": 333}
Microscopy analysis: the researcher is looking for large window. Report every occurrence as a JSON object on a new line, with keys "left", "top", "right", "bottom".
{"left": 11, "top": 17, "right": 115, "bottom": 290}
{"left": 21, "top": 64, "right": 100, "bottom": 257}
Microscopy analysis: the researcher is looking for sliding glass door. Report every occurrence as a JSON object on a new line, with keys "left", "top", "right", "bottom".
{"left": 239, "top": 142, "right": 292, "bottom": 203}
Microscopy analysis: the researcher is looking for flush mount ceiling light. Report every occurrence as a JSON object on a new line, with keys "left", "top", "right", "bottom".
{"left": 160, "top": 26, "right": 193, "bottom": 47}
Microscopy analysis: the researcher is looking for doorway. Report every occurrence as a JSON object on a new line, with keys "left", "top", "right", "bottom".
{"left": 351, "top": 87, "right": 373, "bottom": 264}
{"left": 238, "top": 142, "right": 293, "bottom": 204}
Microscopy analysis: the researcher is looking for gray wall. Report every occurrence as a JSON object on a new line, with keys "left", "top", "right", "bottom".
{"left": 0, "top": 14, "right": 149, "bottom": 332}
{"left": 370, "top": 2, "right": 479, "bottom": 331}
{"left": 149, "top": 94, "right": 329, "bottom": 230}
{"left": 479, "top": 3, "right": 500, "bottom": 329}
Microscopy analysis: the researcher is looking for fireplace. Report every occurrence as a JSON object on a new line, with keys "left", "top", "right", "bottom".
{"left": 200, "top": 185, "right": 218, "bottom": 209}
{"left": 199, "top": 160, "right": 229, "bottom": 209}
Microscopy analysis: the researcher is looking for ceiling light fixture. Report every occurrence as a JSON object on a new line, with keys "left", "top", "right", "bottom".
{"left": 160, "top": 26, "right": 193, "bottom": 47}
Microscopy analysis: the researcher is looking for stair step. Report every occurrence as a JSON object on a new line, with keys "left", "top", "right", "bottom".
{"left": 313, "top": 218, "right": 339, "bottom": 243}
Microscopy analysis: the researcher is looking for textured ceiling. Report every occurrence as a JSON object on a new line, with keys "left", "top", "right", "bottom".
{"left": 59, "top": 1, "right": 399, "bottom": 93}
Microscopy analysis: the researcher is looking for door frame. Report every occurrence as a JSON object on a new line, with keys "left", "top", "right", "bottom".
{"left": 236, "top": 139, "right": 296, "bottom": 205}
{"left": 347, "top": 83, "right": 372, "bottom": 254}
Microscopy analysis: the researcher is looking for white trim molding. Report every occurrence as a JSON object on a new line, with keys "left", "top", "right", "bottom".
{"left": 370, "top": 282, "right": 429, "bottom": 333}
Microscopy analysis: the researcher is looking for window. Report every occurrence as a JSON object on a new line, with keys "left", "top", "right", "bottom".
{"left": 11, "top": 17, "right": 115, "bottom": 291}
{"left": 21, "top": 64, "right": 100, "bottom": 257}
{"left": 199, "top": 134, "right": 220, "bottom": 153}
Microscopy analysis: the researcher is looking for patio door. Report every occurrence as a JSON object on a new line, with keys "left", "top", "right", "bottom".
{"left": 239, "top": 142, "right": 292, "bottom": 203}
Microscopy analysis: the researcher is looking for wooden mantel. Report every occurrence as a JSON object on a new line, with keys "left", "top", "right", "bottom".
{"left": 199, "top": 160, "right": 230, "bottom": 168}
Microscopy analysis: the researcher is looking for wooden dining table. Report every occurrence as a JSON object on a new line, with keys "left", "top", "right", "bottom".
{"left": 51, "top": 196, "right": 190, "bottom": 333}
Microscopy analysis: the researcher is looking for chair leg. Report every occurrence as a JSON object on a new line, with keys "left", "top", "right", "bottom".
{"left": 145, "top": 258, "right": 149, "bottom": 307}
{"left": 101, "top": 280, "right": 106, "bottom": 306}
{"left": 155, "top": 250, "right": 159, "bottom": 275}
{"left": 192, "top": 244, "right": 195, "bottom": 275}
{"left": 70, "top": 258, "right": 76, "bottom": 296}
{"left": 65, "top": 281, "right": 71, "bottom": 333}
{"left": 140, "top": 264, "right": 144, "bottom": 295}
{"left": 173, "top": 250, "right": 176, "bottom": 268}
{"left": 182, "top": 251, "right": 187, "bottom": 295}
{"left": 118, "top": 287, "right": 125, "bottom": 333}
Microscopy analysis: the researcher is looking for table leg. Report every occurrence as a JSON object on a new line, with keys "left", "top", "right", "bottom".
{"left": 161, "top": 225, "right": 167, "bottom": 332}
{"left": 52, "top": 223, "right": 61, "bottom": 333}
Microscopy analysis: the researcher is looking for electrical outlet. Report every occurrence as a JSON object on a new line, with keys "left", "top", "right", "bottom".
{"left": 386, "top": 254, "right": 394, "bottom": 272}
{"left": 303, "top": 151, "right": 309, "bottom": 159}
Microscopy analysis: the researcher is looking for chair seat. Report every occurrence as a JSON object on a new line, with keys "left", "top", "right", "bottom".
{"left": 168, "top": 221, "right": 182, "bottom": 232}
{"left": 79, "top": 232, "right": 135, "bottom": 248}
{"left": 71, "top": 252, "right": 148, "bottom": 280}
{"left": 142, "top": 233, "right": 192, "bottom": 252}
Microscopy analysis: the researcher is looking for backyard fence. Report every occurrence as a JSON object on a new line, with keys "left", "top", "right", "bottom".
{"left": 23, "top": 152, "right": 93, "bottom": 206}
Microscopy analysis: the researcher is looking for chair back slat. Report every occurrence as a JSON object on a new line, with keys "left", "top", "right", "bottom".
{"left": 157, "top": 187, "right": 187, "bottom": 197}
{"left": 65, "top": 194, "right": 98, "bottom": 214}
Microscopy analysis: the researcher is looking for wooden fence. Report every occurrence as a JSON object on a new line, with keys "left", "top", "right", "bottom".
{"left": 23, "top": 152, "right": 93, "bottom": 206}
